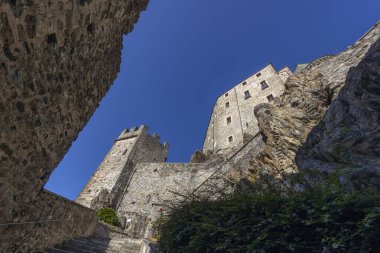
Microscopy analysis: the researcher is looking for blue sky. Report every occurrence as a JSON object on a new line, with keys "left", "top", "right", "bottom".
{"left": 45, "top": 0, "right": 380, "bottom": 200}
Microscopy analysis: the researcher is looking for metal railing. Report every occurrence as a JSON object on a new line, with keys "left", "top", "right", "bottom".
{"left": 182, "top": 133, "right": 262, "bottom": 202}
{"left": 0, "top": 217, "right": 96, "bottom": 227}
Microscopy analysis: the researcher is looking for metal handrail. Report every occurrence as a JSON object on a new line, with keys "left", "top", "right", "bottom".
{"left": 182, "top": 132, "right": 261, "bottom": 202}
{"left": 0, "top": 217, "right": 95, "bottom": 226}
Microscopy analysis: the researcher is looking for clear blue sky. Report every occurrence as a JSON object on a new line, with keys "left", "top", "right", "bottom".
{"left": 45, "top": 0, "right": 380, "bottom": 200}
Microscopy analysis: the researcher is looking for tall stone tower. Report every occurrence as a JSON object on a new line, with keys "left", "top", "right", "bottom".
{"left": 76, "top": 125, "right": 169, "bottom": 209}
{"left": 203, "top": 64, "right": 293, "bottom": 154}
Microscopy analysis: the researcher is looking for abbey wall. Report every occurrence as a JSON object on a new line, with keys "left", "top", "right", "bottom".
{"left": 117, "top": 161, "right": 222, "bottom": 238}
{"left": 77, "top": 125, "right": 267, "bottom": 239}
{"left": 74, "top": 63, "right": 293, "bottom": 239}
{"left": 203, "top": 64, "right": 293, "bottom": 154}
{"left": 0, "top": 0, "right": 149, "bottom": 251}
{"left": 77, "top": 125, "right": 169, "bottom": 209}
{"left": 0, "top": 0, "right": 377, "bottom": 250}
{"left": 74, "top": 21, "right": 380, "bottom": 242}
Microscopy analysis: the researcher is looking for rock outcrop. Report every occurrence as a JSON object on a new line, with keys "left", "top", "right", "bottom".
{"left": 247, "top": 22, "right": 380, "bottom": 184}
{"left": 298, "top": 32, "right": 380, "bottom": 175}
{"left": 190, "top": 150, "right": 208, "bottom": 163}
{"left": 250, "top": 72, "right": 330, "bottom": 179}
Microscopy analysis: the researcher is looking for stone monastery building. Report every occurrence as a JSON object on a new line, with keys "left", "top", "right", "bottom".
{"left": 0, "top": 0, "right": 376, "bottom": 249}
{"left": 203, "top": 64, "right": 293, "bottom": 154}
{"left": 76, "top": 64, "right": 293, "bottom": 238}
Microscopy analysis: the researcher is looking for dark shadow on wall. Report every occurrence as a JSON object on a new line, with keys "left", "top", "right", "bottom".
{"left": 296, "top": 37, "right": 380, "bottom": 174}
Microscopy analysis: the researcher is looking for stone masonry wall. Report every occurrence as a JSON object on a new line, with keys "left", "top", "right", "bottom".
{"left": 117, "top": 161, "right": 223, "bottom": 238}
{"left": 77, "top": 126, "right": 168, "bottom": 209}
{"left": 203, "top": 64, "right": 291, "bottom": 154}
{"left": 112, "top": 127, "right": 169, "bottom": 209}
{"left": 0, "top": 0, "right": 148, "bottom": 251}
{"left": 192, "top": 131, "right": 267, "bottom": 201}
{"left": 77, "top": 127, "right": 143, "bottom": 208}
{"left": 115, "top": 131, "right": 266, "bottom": 239}
{"left": 0, "top": 190, "right": 97, "bottom": 252}
{"left": 278, "top": 67, "right": 293, "bottom": 82}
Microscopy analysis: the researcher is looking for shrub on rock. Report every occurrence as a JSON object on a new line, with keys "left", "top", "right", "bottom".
{"left": 96, "top": 207, "right": 118, "bottom": 226}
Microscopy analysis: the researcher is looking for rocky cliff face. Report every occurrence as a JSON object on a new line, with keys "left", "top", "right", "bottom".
{"left": 247, "top": 22, "right": 380, "bottom": 185}
{"left": 250, "top": 72, "right": 330, "bottom": 179}
{"left": 298, "top": 32, "right": 380, "bottom": 177}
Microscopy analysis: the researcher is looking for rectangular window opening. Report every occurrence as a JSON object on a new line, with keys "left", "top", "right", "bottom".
{"left": 226, "top": 117, "right": 232, "bottom": 124}
{"left": 260, "top": 80, "right": 269, "bottom": 90}
{"left": 225, "top": 102, "right": 230, "bottom": 108}
{"left": 256, "top": 72, "right": 262, "bottom": 77}
{"left": 228, "top": 136, "right": 233, "bottom": 142}
{"left": 267, "top": 94, "right": 274, "bottom": 102}
{"left": 244, "top": 90, "right": 251, "bottom": 99}
{"left": 242, "top": 81, "right": 247, "bottom": 86}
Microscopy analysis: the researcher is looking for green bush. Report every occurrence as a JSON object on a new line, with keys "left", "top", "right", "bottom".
{"left": 158, "top": 185, "right": 380, "bottom": 253}
{"left": 96, "top": 207, "right": 119, "bottom": 226}
{"left": 152, "top": 211, "right": 166, "bottom": 240}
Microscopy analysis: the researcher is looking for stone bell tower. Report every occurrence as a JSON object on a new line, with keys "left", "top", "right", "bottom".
{"left": 76, "top": 125, "right": 169, "bottom": 209}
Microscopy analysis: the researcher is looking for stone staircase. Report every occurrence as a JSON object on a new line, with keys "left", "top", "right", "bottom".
{"left": 39, "top": 236, "right": 142, "bottom": 253}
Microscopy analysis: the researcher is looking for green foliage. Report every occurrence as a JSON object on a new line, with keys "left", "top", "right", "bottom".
{"left": 158, "top": 184, "right": 380, "bottom": 253}
{"left": 152, "top": 211, "right": 166, "bottom": 240}
{"left": 96, "top": 207, "right": 119, "bottom": 226}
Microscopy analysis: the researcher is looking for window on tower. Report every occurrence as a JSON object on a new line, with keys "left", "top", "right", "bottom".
{"left": 267, "top": 94, "right": 274, "bottom": 102}
{"left": 226, "top": 102, "right": 230, "bottom": 108}
{"left": 256, "top": 72, "right": 262, "bottom": 77}
{"left": 225, "top": 92, "right": 229, "bottom": 97}
{"left": 260, "top": 80, "right": 269, "bottom": 90}
{"left": 242, "top": 81, "right": 247, "bottom": 86}
{"left": 244, "top": 90, "right": 251, "bottom": 99}
{"left": 227, "top": 117, "right": 232, "bottom": 124}
{"left": 228, "top": 136, "right": 233, "bottom": 142}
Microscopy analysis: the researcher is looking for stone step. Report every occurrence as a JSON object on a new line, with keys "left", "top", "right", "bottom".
{"left": 79, "top": 237, "right": 140, "bottom": 246}
{"left": 41, "top": 236, "right": 142, "bottom": 253}
{"left": 61, "top": 242, "right": 139, "bottom": 253}
{"left": 44, "top": 248, "right": 74, "bottom": 253}
{"left": 72, "top": 237, "right": 141, "bottom": 251}
{"left": 56, "top": 244, "right": 96, "bottom": 253}
{"left": 59, "top": 242, "right": 139, "bottom": 253}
